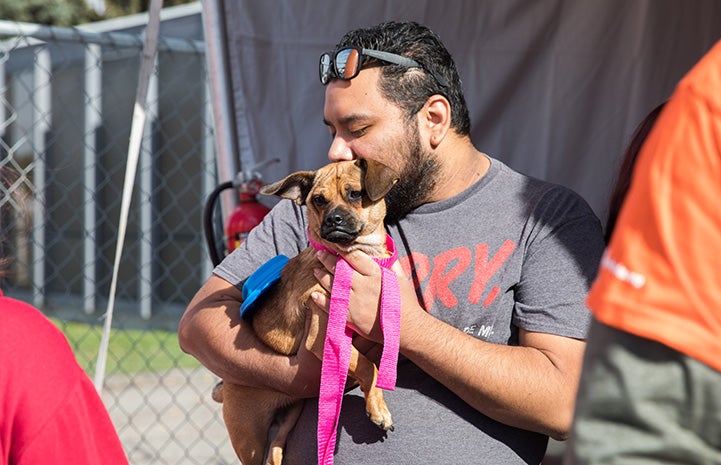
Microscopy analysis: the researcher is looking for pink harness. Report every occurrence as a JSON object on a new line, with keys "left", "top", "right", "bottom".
{"left": 309, "top": 234, "right": 401, "bottom": 465}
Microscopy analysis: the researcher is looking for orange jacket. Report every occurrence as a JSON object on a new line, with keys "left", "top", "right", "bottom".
{"left": 588, "top": 39, "right": 721, "bottom": 373}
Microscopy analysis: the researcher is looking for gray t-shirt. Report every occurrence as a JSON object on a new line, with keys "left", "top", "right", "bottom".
{"left": 215, "top": 157, "right": 605, "bottom": 464}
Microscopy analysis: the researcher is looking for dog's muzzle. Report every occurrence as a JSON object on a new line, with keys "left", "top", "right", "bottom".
{"left": 321, "top": 208, "right": 361, "bottom": 244}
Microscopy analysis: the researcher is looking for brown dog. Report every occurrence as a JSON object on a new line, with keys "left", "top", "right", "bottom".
{"left": 214, "top": 158, "right": 399, "bottom": 465}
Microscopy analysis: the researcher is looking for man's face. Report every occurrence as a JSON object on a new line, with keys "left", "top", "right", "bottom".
{"left": 323, "top": 68, "right": 439, "bottom": 221}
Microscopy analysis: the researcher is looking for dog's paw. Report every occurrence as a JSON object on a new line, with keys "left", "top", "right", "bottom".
{"left": 366, "top": 392, "right": 394, "bottom": 431}
{"left": 211, "top": 381, "right": 224, "bottom": 403}
{"left": 367, "top": 408, "right": 394, "bottom": 431}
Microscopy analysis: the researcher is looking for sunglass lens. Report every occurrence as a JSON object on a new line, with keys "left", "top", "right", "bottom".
{"left": 319, "top": 53, "right": 332, "bottom": 84}
{"left": 335, "top": 48, "right": 360, "bottom": 80}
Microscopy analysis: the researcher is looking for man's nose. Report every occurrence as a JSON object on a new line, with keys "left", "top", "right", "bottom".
{"left": 327, "top": 136, "right": 354, "bottom": 162}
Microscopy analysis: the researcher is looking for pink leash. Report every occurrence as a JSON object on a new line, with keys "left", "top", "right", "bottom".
{"left": 309, "top": 235, "right": 401, "bottom": 465}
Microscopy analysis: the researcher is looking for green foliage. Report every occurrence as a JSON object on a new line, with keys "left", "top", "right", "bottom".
{"left": 0, "top": 0, "right": 100, "bottom": 26}
{"left": 0, "top": 0, "right": 196, "bottom": 26}
{"left": 103, "top": 0, "right": 196, "bottom": 20}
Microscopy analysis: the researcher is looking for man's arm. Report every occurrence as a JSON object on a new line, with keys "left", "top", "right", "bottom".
{"left": 399, "top": 309, "right": 584, "bottom": 440}
{"left": 178, "top": 274, "right": 321, "bottom": 398}
{"left": 313, "top": 249, "right": 584, "bottom": 440}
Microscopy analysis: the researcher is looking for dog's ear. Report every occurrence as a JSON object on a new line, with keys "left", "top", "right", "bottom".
{"left": 260, "top": 171, "right": 316, "bottom": 205}
{"left": 358, "top": 159, "right": 399, "bottom": 201}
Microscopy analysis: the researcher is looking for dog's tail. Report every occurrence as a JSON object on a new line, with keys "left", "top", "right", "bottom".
{"left": 211, "top": 380, "right": 224, "bottom": 403}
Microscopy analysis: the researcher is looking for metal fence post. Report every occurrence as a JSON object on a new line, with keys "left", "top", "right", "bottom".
{"left": 84, "top": 42, "right": 102, "bottom": 314}
{"left": 201, "top": 77, "right": 215, "bottom": 279}
{"left": 0, "top": 55, "right": 5, "bottom": 142}
{"left": 32, "top": 45, "right": 50, "bottom": 308}
{"left": 139, "top": 54, "right": 159, "bottom": 320}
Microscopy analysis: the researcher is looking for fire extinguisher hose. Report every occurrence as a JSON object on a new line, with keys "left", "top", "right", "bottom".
{"left": 204, "top": 180, "right": 234, "bottom": 267}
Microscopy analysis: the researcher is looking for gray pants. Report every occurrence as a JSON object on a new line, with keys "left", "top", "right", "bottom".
{"left": 565, "top": 319, "right": 721, "bottom": 465}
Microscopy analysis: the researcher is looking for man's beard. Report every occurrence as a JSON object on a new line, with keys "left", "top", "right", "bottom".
{"left": 383, "top": 124, "right": 440, "bottom": 223}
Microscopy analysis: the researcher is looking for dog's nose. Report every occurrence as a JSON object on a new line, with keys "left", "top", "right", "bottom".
{"left": 324, "top": 212, "right": 346, "bottom": 227}
{"left": 321, "top": 208, "right": 358, "bottom": 243}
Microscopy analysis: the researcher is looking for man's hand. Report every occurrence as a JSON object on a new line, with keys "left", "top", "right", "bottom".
{"left": 312, "top": 249, "right": 388, "bottom": 343}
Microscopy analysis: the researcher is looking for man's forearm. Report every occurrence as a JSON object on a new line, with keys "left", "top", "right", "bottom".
{"left": 400, "top": 306, "right": 583, "bottom": 440}
{"left": 178, "top": 276, "right": 319, "bottom": 398}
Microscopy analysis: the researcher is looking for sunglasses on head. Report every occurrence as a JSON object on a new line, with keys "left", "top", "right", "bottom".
{"left": 319, "top": 46, "right": 448, "bottom": 87}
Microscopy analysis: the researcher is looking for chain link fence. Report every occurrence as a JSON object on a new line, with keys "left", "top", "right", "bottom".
{"left": 0, "top": 5, "right": 237, "bottom": 463}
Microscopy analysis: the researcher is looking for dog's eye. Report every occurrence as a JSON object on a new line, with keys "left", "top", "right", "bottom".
{"left": 348, "top": 190, "right": 364, "bottom": 202}
{"left": 311, "top": 194, "right": 328, "bottom": 208}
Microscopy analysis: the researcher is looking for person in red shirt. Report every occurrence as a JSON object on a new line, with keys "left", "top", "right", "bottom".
{"left": 0, "top": 291, "right": 130, "bottom": 465}
{"left": 0, "top": 169, "right": 128, "bottom": 465}
{"left": 566, "top": 39, "right": 721, "bottom": 464}
{"left": 0, "top": 290, "right": 131, "bottom": 465}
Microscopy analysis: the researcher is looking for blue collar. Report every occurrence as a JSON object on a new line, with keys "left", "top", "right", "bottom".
{"left": 240, "top": 254, "right": 290, "bottom": 319}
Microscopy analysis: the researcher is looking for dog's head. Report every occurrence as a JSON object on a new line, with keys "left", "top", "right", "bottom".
{"left": 260, "top": 159, "right": 399, "bottom": 255}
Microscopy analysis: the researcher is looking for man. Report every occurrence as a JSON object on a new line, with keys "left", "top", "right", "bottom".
{"left": 179, "top": 21, "right": 604, "bottom": 464}
{"left": 566, "top": 39, "right": 721, "bottom": 464}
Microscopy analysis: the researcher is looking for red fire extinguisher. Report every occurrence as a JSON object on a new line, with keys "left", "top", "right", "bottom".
{"left": 225, "top": 178, "right": 270, "bottom": 253}
{"left": 203, "top": 159, "right": 279, "bottom": 267}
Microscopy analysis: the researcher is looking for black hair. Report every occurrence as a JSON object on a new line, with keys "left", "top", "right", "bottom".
{"left": 605, "top": 102, "right": 666, "bottom": 243}
{"left": 0, "top": 166, "right": 27, "bottom": 277}
{"left": 336, "top": 21, "right": 471, "bottom": 136}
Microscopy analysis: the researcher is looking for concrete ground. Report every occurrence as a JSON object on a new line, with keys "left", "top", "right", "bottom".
{"left": 102, "top": 366, "right": 237, "bottom": 465}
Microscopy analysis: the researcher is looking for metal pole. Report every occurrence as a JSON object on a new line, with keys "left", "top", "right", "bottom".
{"left": 0, "top": 19, "right": 202, "bottom": 54}
{"left": 201, "top": 77, "right": 215, "bottom": 278}
{"left": 95, "top": 0, "right": 164, "bottom": 392}
{"left": 32, "top": 46, "right": 50, "bottom": 309}
{"left": 201, "top": 0, "right": 238, "bottom": 223}
{"left": 139, "top": 55, "right": 158, "bottom": 320}
{"left": 83, "top": 43, "right": 102, "bottom": 314}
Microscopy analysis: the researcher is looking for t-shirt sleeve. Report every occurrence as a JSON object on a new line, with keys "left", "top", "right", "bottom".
{"left": 513, "top": 185, "right": 605, "bottom": 338}
{"left": 213, "top": 199, "right": 309, "bottom": 288}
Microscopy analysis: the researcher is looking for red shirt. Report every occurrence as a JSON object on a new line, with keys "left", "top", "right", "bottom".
{"left": 587, "top": 39, "right": 721, "bottom": 372}
{"left": 0, "top": 291, "right": 128, "bottom": 465}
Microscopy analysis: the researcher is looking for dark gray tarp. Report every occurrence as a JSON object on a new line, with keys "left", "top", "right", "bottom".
{"left": 208, "top": 0, "right": 721, "bottom": 225}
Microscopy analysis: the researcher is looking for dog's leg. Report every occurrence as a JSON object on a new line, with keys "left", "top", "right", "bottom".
{"left": 348, "top": 346, "right": 394, "bottom": 431}
{"left": 305, "top": 301, "right": 393, "bottom": 431}
{"left": 265, "top": 401, "right": 304, "bottom": 465}
{"left": 221, "top": 382, "right": 294, "bottom": 465}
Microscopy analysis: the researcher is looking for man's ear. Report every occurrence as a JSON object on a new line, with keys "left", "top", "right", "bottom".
{"left": 260, "top": 171, "right": 316, "bottom": 205}
{"left": 421, "top": 94, "right": 451, "bottom": 148}
{"left": 358, "top": 159, "right": 399, "bottom": 201}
